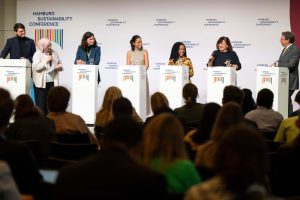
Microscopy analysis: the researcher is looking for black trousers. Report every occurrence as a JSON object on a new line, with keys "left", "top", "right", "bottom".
{"left": 289, "top": 90, "right": 295, "bottom": 117}
{"left": 34, "top": 82, "right": 54, "bottom": 115}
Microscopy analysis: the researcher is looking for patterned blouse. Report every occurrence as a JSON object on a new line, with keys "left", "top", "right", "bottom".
{"left": 168, "top": 57, "right": 194, "bottom": 79}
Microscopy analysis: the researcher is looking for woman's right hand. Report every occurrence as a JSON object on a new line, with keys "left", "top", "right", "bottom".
{"left": 207, "top": 56, "right": 214, "bottom": 66}
{"left": 46, "top": 55, "right": 53, "bottom": 63}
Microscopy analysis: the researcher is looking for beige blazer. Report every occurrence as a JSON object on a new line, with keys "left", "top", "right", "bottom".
{"left": 32, "top": 50, "right": 61, "bottom": 88}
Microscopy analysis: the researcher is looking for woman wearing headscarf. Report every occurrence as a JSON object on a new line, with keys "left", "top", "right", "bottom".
{"left": 32, "top": 38, "right": 62, "bottom": 114}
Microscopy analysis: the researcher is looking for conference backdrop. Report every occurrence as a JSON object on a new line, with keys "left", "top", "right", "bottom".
{"left": 17, "top": 0, "right": 298, "bottom": 111}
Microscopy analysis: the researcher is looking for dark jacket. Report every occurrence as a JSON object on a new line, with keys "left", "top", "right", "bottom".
{"left": 55, "top": 145, "right": 167, "bottom": 200}
{"left": 0, "top": 36, "right": 36, "bottom": 63}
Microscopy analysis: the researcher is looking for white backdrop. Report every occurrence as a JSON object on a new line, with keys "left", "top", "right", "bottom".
{"left": 17, "top": 0, "right": 294, "bottom": 113}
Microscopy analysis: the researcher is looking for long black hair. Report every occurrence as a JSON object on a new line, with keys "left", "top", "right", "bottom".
{"left": 169, "top": 42, "right": 187, "bottom": 61}
{"left": 130, "top": 35, "right": 142, "bottom": 51}
{"left": 80, "top": 31, "right": 97, "bottom": 51}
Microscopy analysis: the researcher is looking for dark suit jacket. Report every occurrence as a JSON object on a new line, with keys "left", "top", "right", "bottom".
{"left": 0, "top": 137, "right": 43, "bottom": 197}
{"left": 174, "top": 103, "right": 205, "bottom": 128}
{"left": 0, "top": 36, "right": 36, "bottom": 63}
{"left": 74, "top": 46, "right": 101, "bottom": 65}
{"left": 278, "top": 44, "right": 300, "bottom": 90}
{"left": 55, "top": 145, "right": 167, "bottom": 200}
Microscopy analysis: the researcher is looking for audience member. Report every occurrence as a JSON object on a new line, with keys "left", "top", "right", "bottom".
{"left": 6, "top": 94, "right": 55, "bottom": 165}
{"left": 174, "top": 83, "right": 204, "bottom": 129}
{"left": 145, "top": 92, "right": 171, "bottom": 125}
{"left": 47, "top": 86, "right": 97, "bottom": 145}
{"left": 195, "top": 102, "right": 244, "bottom": 168}
{"left": 245, "top": 89, "right": 283, "bottom": 134}
{"left": 0, "top": 88, "right": 42, "bottom": 198}
{"left": 222, "top": 85, "right": 244, "bottom": 105}
{"left": 184, "top": 103, "right": 221, "bottom": 150}
{"left": 241, "top": 88, "right": 257, "bottom": 115}
{"left": 270, "top": 129, "right": 300, "bottom": 197}
{"left": 274, "top": 115, "right": 299, "bottom": 143}
{"left": 55, "top": 117, "right": 167, "bottom": 200}
{"left": 143, "top": 113, "right": 201, "bottom": 194}
{"left": 185, "top": 125, "right": 271, "bottom": 200}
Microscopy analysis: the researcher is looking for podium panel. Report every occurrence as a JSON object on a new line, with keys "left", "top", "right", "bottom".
{"left": 72, "top": 64, "right": 98, "bottom": 124}
{"left": 0, "top": 59, "right": 31, "bottom": 99}
{"left": 207, "top": 67, "right": 236, "bottom": 105}
{"left": 159, "top": 65, "right": 189, "bottom": 109}
{"left": 118, "top": 65, "right": 146, "bottom": 118}
{"left": 256, "top": 67, "right": 289, "bottom": 118}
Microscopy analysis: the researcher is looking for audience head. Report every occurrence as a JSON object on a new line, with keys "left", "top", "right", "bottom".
{"left": 143, "top": 113, "right": 188, "bottom": 170}
{"left": 241, "top": 88, "right": 257, "bottom": 115}
{"left": 150, "top": 92, "right": 169, "bottom": 115}
{"left": 14, "top": 23, "right": 25, "bottom": 38}
{"left": 222, "top": 85, "right": 244, "bottom": 105}
{"left": 14, "top": 94, "right": 42, "bottom": 120}
{"left": 211, "top": 102, "right": 244, "bottom": 142}
{"left": 256, "top": 88, "right": 273, "bottom": 109}
{"left": 0, "top": 88, "right": 14, "bottom": 130}
{"left": 169, "top": 42, "right": 187, "bottom": 61}
{"left": 182, "top": 83, "right": 198, "bottom": 106}
{"left": 130, "top": 35, "right": 143, "bottom": 51}
{"left": 216, "top": 36, "right": 233, "bottom": 52}
{"left": 215, "top": 124, "right": 268, "bottom": 196}
{"left": 192, "top": 103, "right": 221, "bottom": 144}
{"left": 101, "top": 86, "right": 123, "bottom": 111}
{"left": 47, "top": 86, "right": 70, "bottom": 113}
{"left": 80, "top": 31, "right": 97, "bottom": 50}
{"left": 104, "top": 117, "right": 143, "bottom": 149}
{"left": 112, "top": 97, "right": 133, "bottom": 118}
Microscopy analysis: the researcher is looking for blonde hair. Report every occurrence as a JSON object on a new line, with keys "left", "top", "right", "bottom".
{"left": 150, "top": 92, "right": 169, "bottom": 114}
{"left": 143, "top": 113, "right": 188, "bottom": 171}
{"left": 95, "top": 86, "right": 122, "bottom": 127}
{"left": 211, "top": 102, "right": 244, "bottom": 142}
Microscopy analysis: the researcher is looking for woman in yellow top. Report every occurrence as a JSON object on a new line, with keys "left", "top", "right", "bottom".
{"left": 168, "top": 42, "right": 194, "bottom": 80}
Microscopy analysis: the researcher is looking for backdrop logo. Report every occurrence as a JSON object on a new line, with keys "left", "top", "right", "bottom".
{"left": 213, "top": 76, "right": 224, "bottom": 83}
{"left": 262, "top": 76, "right": 272, "bottom": 84}
{"left": 123, "top": 75, "right": 134, "bottom": 81}
{"left": 35, "top": 29, "right": 64, "bottom": 49}
{"left": 182, "top": 40, "right": 200, "bottom": 49}
{"left": 204, "top": 18, "right": 226, "bottom": 26}
{"left": 106, "top": 19, "right": 126, "bottom": 26}
{"left": 154, "top": 18, "right": 175, "bottom": 26}
{"left": 7, "top": 76, "right": 17, "bottom": 83}
{"left": 256, "top": 18, "right": 279, "bottom": 26}
{"left": 231, "top": 41, "right": 251, "bottom": 49}
{"left": 78, "top": 73, "right": 89, "bottom": 81}
{"left": 281, "top": 78, "right": 287, "bottom": 84}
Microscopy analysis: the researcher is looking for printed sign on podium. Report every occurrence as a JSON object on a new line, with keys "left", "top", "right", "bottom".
{"left": 118, "top": 65, "right": 146, "bottom": 118}
{"left": 72, "top": 64, "right": 98, "bottom": 125}
{"left": 256, "top": 67, "right": 289, "bottom": 118}
{"left": 0, "top": 59, "right": 31, "bottom": 99}
{"left": 207, "top": 67, "right": 236, "bottom": 105}
{"left": 159, "top": 65, "right": 189, "bottom": 109}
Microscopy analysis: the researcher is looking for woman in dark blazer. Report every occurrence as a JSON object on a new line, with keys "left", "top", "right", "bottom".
{"left": 74, "top": 32, "right": 101, "bottom": 65}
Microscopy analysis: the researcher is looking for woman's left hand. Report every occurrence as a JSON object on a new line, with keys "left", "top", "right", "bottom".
{"left": 55, "top": 63, "right": 63, "bottom": 71}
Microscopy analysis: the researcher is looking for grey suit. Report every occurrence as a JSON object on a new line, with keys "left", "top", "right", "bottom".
{"left": 278, "top": 43, "right": 300, "bottom": 115}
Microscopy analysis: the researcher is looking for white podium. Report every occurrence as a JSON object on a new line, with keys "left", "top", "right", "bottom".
{"left": 0, "top": 59, "right": 31, "bottom": 99}
{"left": 207, "top": 67, "right": 236, "bottom": 105}
{"left": 256, "top": 67, "right": 289, "bottom": 118}
{"left": 159, "top": 65, "right": 189, "bottom": 109}
{"left": 72, "top": 64, "right": 98, "bottom": 125}
{"left": 118, "top": 65, "right": 146, "bottom": 118}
